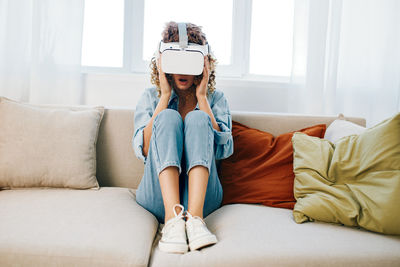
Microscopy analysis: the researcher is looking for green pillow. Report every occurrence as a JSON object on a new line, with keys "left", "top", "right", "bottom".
{"left": 292, "top": 113, "right": 400, "bottom": 235}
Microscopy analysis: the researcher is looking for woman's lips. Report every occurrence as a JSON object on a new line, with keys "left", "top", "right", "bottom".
{"left": 177, "top": 78, "right": 188, "bottom": 85}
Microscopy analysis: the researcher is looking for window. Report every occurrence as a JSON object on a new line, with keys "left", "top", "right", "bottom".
{"left": 249, "top": 0, "right": 294, "bottom": 77}
{"left": 81, "top": 0, "right": 124, "bottom": 67}
{"left": 143, "top": 0, "right": 233, "bottom": 65}
{"left": 82, "top": 0, "right": 295, "bottom": 80}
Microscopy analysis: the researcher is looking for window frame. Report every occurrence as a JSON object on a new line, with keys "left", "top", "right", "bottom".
{"left": 81, "top": 0, "right": 293, "bottom": 82}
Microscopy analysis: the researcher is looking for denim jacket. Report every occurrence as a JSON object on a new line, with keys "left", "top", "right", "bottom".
{"left": 132, "top": 87, "right": 233, "bottom": 163}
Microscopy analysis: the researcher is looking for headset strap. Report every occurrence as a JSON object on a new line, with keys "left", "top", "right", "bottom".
{"left": 178, "top": 23, "right": 188, "bottom": 48}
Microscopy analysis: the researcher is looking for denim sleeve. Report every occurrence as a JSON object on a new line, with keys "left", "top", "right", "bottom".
{"left": 211, "top": 92, "right": 234, "bottom": 160}
{"left": 132, "top": 89, "right": 153, "bottom": 162}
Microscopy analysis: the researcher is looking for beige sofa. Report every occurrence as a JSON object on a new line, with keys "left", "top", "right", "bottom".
{"left": 1, "top": 108, "right": 399, "bottom": 267}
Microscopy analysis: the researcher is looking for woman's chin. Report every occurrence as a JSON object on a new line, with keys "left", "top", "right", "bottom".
{"left": 175, "top": 84, "right": 193, "bottom": 91}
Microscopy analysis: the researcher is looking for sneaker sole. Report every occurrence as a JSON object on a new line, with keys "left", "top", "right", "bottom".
{"left": 189, "top": 235, "right": 218, "bottom": 251}
{"left": 158, "top": 241, "right": 188, "bottom": 254}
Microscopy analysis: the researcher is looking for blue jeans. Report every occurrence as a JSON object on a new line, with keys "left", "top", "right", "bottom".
{"left": 135, "top": 109, "right": 223, "bottom": 223}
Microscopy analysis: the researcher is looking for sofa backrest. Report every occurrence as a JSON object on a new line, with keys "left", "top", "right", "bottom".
{"left": 96, "top": 108, "right": 366, "bottom": 189}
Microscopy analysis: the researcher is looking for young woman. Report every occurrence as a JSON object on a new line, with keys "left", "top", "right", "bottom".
{"left": 132, "top": 21, "right": 233, "bottom": 254}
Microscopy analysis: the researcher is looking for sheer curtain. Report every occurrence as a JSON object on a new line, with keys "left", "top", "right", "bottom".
{"left": 289, "top": 0, "right": 400, "bottom": 127}
{"left": 0, "top": 0, "right": 85, "bottom": 105}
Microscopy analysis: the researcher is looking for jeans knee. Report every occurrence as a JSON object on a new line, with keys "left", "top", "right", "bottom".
{"left": 154, "top": 109, "right": 182, "bottom": 130}
{"left": 185, "top": 110, "right": 210, "bottom": 127}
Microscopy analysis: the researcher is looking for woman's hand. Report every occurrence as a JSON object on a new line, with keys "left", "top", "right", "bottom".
{"left": 143, "top": 54, "right": 171, "bottom": 157}
{"left": 157, "top": 54, "right": 172, "bottom": 97}
{"left": 196, "top": 56, "right": 210, "bottom": 99}
{"left": 195, "top": 56, "right": 221, "bottom": 132}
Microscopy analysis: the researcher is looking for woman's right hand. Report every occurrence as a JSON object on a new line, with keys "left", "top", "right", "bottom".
{"left": 157, "top": 54, "right": 172, "bottom": 97}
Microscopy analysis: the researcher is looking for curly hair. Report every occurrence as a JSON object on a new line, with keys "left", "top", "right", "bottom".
{"left": 150, "top": 21, "right": 217, "bottom": 97}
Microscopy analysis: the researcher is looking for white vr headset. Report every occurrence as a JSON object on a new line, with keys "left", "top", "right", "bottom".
{"left": 158, "top": 22, "right": 209, "bottom": 75}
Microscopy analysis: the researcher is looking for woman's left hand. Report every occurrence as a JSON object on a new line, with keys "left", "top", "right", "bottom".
{"left": 196, "top": 56, "right": 210, "bottom": 99}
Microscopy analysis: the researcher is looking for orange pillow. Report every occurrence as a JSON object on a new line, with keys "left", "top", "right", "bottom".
{"left": 219, "top": 121, "right": 326, "bottom": 209}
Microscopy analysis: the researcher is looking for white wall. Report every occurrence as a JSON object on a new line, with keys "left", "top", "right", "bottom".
{"left": 84, "top": 73, "right": 290, "bottom": 113}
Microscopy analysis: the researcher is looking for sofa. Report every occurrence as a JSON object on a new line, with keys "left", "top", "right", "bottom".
{"left": 1, "top": 106, "right": 399, "bottom": 267}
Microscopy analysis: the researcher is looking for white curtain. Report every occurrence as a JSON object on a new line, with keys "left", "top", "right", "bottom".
{"left": 289, "top": 0, "right": 400, "bottom": 127}
{"left": 0, "top": 0, "right": 85, "bottom": 104}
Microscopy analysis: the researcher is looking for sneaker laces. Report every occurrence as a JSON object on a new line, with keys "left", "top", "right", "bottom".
{"left": 161, "top": 204, "right": 185, "bottom": 235}
{"left": 186, "top": 211, "right": 206, "bottom": 225}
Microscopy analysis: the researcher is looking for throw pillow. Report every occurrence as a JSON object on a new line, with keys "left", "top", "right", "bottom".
{"left": 292, "top": 113, "right": 400, "bottom": 235}
{"left": 0, "top": 97, "right": 104, "bottom": 189}
{"left": 219, "top": 121, "right": 326, "bottom": 209}
{"left": 324, "top": 118, "right": 366, "bottom": 143}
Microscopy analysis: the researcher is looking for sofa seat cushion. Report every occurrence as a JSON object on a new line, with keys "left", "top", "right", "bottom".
{"left": 150, "top": 204, "right": 400, "bottom": 267}
{"left": 0, "top": 187, "right": 158, "bottom": 267}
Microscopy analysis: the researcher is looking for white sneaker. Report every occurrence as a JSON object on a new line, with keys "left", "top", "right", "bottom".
{"left": 158, "top": 204, "right": 188, "bottom": 254}
{"left": 185, "top": 212, "right": 218, "bottom": 251}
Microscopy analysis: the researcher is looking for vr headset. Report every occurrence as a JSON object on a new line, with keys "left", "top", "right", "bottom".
{"left": 158, "top": 22, "right": 209, "bottom": 76}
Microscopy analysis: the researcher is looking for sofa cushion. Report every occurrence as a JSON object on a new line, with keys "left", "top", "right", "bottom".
{"left": 219, "top": 121, "right": 326, "bottom": 209}
{"left": 149, "top": 204, "right": 400, "bottom": 267}
{"left": 0, "top": 187, "right": 158, "bottom": 267}
{"left": 0, "top": 97, "right": 104, "bottom": 189}
{"left": 324, "top": 117, "right": 366, "bottom": 143}
{"left": 292, "top": 112, "right": 400, "bottom": 235}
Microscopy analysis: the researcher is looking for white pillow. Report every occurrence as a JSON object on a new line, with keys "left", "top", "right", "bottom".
{"left": 324, "top": 118, "right": 366, "bottom": 143}
{"left": 0, "top": 97, "right": 104, "bottom": 189}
